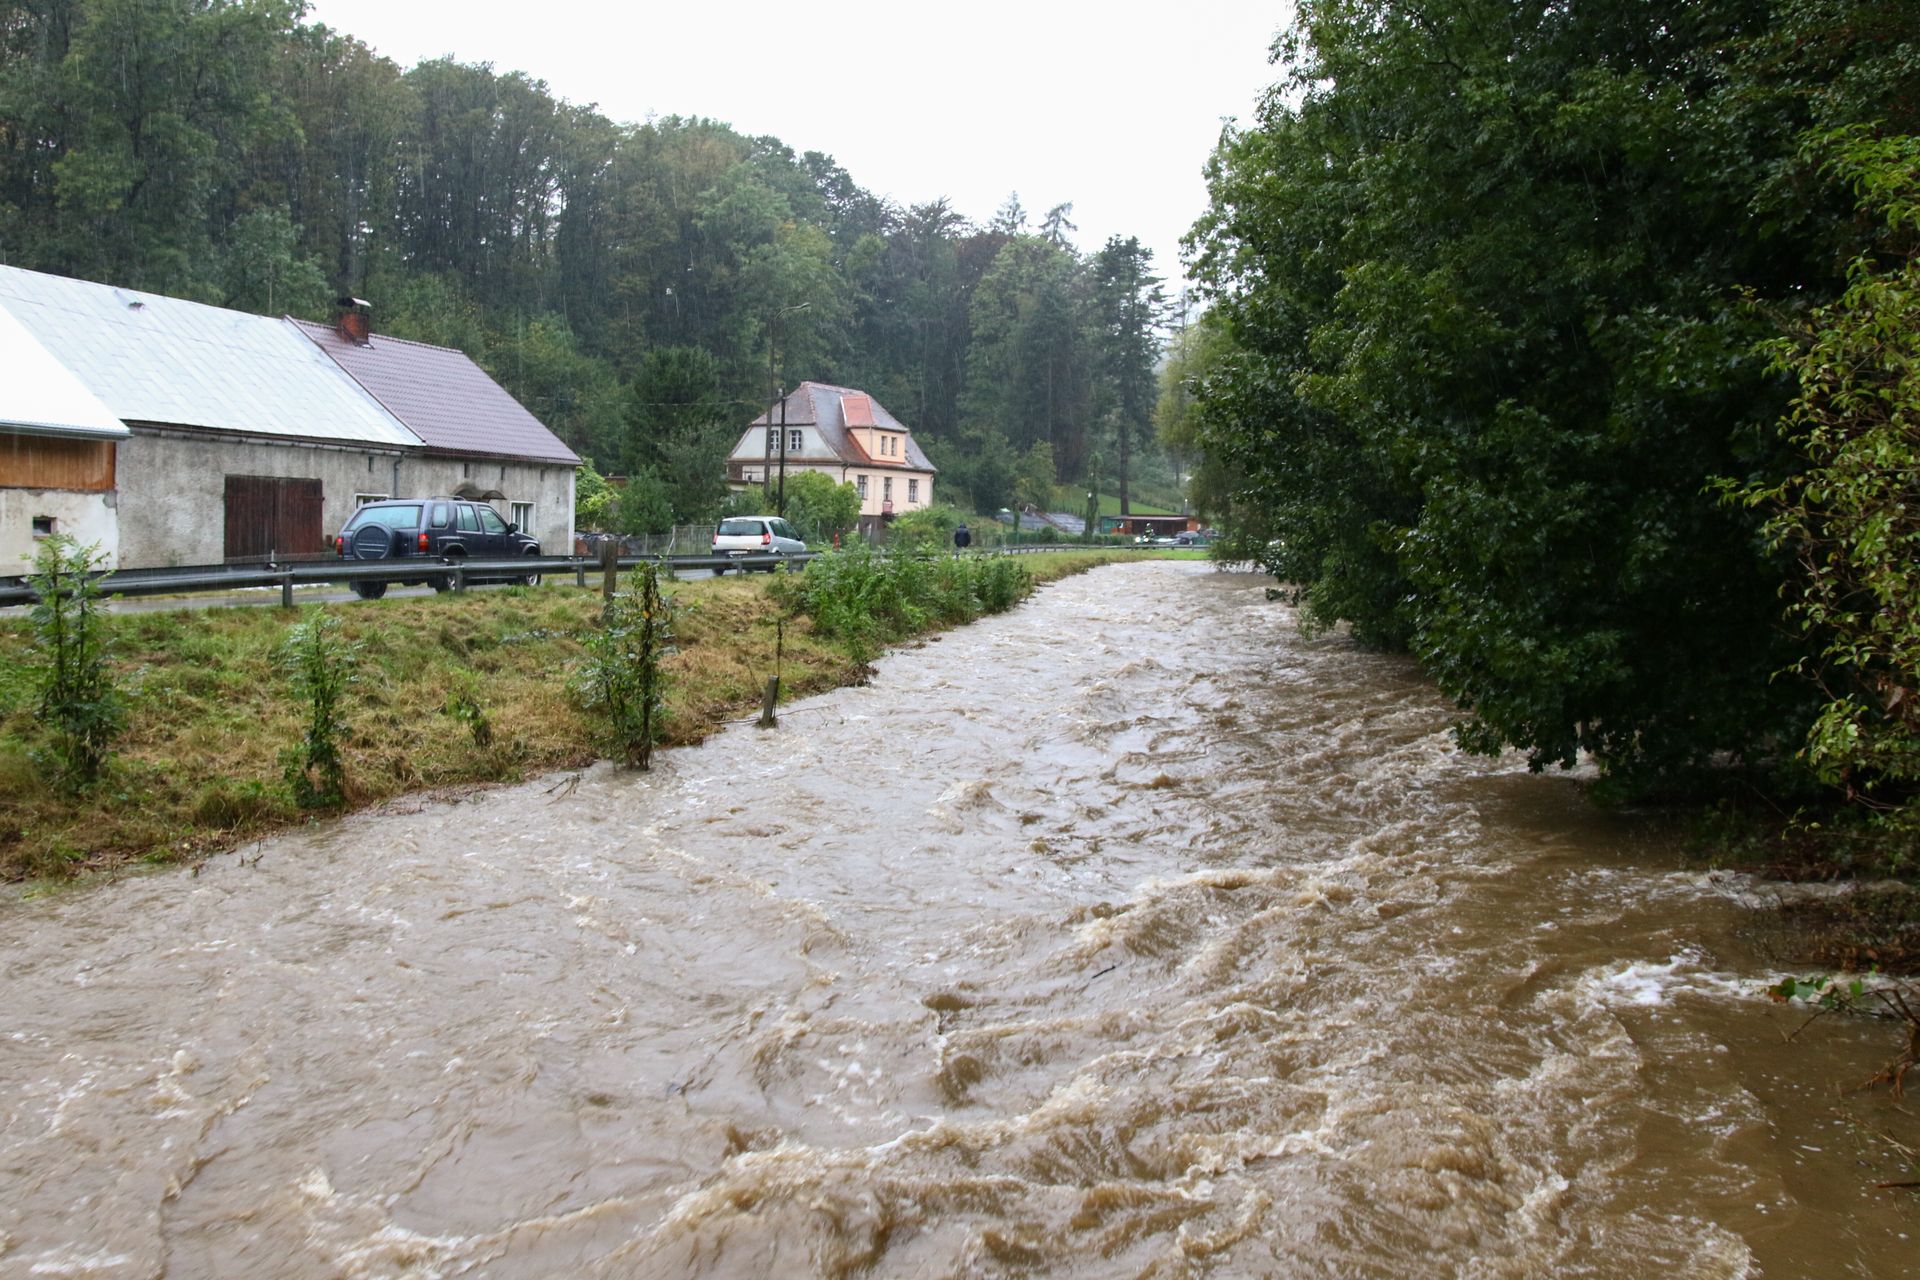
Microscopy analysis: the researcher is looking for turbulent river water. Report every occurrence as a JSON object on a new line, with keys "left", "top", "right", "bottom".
{"left": 3, "top": 561, "right": 1916, "bottom": 1278}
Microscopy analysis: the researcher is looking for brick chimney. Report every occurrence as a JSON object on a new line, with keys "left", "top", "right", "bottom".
{"left": 334, "top": 296, "right": 372, "bottom": 346}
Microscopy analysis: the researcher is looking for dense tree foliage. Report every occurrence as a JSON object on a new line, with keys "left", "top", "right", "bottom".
{"left": 0, "top": 1, "right": 1174, "bottom": 517}
{"left": 1735, "top": 130, "right": 1920, "bottom": 814}
{"left": 1189, "top": 0, "right": 1919, "bottom": 788}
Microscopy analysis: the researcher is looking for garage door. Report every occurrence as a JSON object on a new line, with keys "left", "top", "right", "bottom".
{"left": 224, "top": 475, "right": 325, "bottom": 561}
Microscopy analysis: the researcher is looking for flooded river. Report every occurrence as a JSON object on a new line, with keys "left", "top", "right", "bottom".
{"left": 2, "top": 561, "right": 1914, "bottom": 1277}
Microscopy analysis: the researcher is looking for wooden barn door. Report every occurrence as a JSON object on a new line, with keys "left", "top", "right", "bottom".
{"left": 224, "top": 476, "right": 325, "bottom": 561}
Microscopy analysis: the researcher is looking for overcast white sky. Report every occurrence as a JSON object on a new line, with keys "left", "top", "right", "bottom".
{"left": 305, "top": 0, "right": 1290, "bottom": 290}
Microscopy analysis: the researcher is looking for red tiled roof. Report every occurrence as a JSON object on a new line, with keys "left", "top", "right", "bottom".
{"left": 290, "top": 318, "right": 579, "bottom": 465}
{"left": 840, "top": 393, "right": 876, "bottom": 427}
{"left": 747, "top": 382, "right": 935, "bottom": 473}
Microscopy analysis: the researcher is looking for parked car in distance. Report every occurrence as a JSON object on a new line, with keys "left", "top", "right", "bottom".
{"left": 711, "top": 516, "right": 806, "bottom": 572}
{"left": 334, "top": 497, "right": 541, "bottom": 599}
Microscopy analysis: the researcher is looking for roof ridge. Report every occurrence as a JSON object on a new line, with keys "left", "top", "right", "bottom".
{"left": 289, "top": 316, "right": 466, "bottom": 356}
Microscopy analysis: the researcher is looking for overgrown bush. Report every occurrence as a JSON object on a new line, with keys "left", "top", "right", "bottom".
{"left": 26, "top": 535, "right": 124, "bottom": 789}
{"left": 277, "top": 609, "right": 359, "bottom": 808}
{"left": 771, "top": 545, "right": 1034, "bottom": 663}
{"left": 571, "top": 563, "right": 674, "bottom": 767}
{"left": 1730, "top": 130, "right": 1920, "bottom": 842}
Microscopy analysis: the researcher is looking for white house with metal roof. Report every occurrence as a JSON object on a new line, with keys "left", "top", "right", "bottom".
{"left": 0, "top": 303, "right": 132, "bottom": 568}
{"left": 0, "top": 265, "right": 578, "bottom": 570}
{"left": 726, "top": 383, "right": 935, "bottom": 534}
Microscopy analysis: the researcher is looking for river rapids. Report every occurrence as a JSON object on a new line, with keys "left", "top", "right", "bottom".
{"left": 1, "top": 561, "right": 1914, "bottom": 1277}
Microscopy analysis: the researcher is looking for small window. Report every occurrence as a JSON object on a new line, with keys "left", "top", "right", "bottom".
{"left": 353, "top": 492, "right": 389, "bottom": 507}
{"left": 856, "top": 475, "right": 868, "bottom": 498}
{"left": 883, "top": 476, "right": 893, "bottom": 501}
{"left": 31, "top": 515, "right": 55, "bottom": 538}
{"left": 766, "top": 428, "right": 779, "bottom": 452}
{"left": 510, "top": 501, "right": 534, "bottom": 531}
{"left": 908, "top": 479, "right": 919, "bottom": 503}
{"left": 788, "top": 429, "right": 803, "bottom": 453}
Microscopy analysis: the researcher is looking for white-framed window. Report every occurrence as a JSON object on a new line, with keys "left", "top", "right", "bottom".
{"left": 908, "top": 479, "right": 918, "bottom": 503}
{"left": 353, "top": 492, "right": 389, "bottom": 506}
{"left": 883, "top": 476, "right": 893, "bottom": 502}
{"left": 856, "top": 475, "right": 868, "bottom": 498}
{"left": 510, "top": 501, "right": 534, "bottom": 531}
{"left": 788, "top": 429, "right": 803, "bottom": 453}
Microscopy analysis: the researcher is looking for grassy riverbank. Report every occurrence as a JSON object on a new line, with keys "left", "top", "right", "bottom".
{"left": 0, "top": 550, "right": 1131, "bottom": 883}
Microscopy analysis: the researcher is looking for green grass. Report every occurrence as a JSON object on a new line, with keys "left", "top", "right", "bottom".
{"left": 0, "top": 550, "right": 1128, "bottom": 882}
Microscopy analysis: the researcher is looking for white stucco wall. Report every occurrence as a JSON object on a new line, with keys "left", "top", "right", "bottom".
{"left": 0, "top": 488, "right": 120, "bottom": 574}
{"left": 117, "top": 430, "right": 576, "bottom": 568}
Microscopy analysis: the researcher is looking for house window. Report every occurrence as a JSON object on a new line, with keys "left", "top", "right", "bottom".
{"left": 856, "top": 475, "right": 868, "bottom": 499}
{"left": 510, "top": 501, "right": 534, "bottom": 532}
{"left": 766, "top": 428, "right": 779, "bottom": 452}
{"left": 883, "top": 476, "right": 893, "bottom": 502}
{"left": 353, "top": 492, "right": 389, "bottom": 507}
{"left": 788, "top": 429, "right": 803, "bottom": 453}
{"left": 908, "top": 479, "right": 918, "bottom": 503}
{"left": 31, "top": 515, "right": 55, "bottom": 538}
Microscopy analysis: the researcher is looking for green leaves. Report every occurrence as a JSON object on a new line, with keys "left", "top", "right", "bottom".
{"left": 26, "top": 535, "right": 124, "bottom": 790}
{"left": 1186, "top": 0, "right": 1909, "bottom": 786}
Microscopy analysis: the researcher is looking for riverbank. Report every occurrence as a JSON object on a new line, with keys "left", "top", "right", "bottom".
{"left": 0, "top": 551, "right": 1132, "bottom": 883}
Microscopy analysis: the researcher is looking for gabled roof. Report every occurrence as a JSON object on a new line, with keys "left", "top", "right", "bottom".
{"left": 0, "top": 265, "right": 418, "bottom": 448}
{"left": 744, "top": 382, "right": 935, "bottom": 472}
{"left": 0, "top": 303, "right": 128, "bottom": 440}
{"left": 292, "top": 319, "right": 579, "bottom": 466}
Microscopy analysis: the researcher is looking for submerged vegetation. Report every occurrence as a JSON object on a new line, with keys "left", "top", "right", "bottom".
{"left": 0, "top": 551, "right": 1122, "bottom": 883}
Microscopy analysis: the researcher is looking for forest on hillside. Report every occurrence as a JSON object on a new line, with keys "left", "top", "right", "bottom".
{"left": 0, "top": 0, "right": 1174, "bottom": 525}
{"left": 1179, "top": 0, "right": 1920, "bottom": 836}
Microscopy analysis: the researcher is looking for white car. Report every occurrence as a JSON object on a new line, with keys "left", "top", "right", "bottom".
{"left": 712, "top": 516, "right": 806, "bottom": 572}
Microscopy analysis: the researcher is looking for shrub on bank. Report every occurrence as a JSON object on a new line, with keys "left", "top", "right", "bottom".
{"left": 769, "top": 546, "right": 1034, "bottom": 662}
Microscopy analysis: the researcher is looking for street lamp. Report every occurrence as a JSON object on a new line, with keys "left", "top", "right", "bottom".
{"left": 767, "top": 302, "right": 811, "bottom": 516}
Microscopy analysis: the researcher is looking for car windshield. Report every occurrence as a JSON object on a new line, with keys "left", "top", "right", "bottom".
{"left": 717, "top": 518, "right": 767, "bottom": 536}
{"left": 345, "top": 504, "right": 421, "bottom": 532}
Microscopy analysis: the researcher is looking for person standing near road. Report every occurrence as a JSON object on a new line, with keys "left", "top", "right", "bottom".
{"left": 953, "top": 522, "right": 971, "bottom": 550}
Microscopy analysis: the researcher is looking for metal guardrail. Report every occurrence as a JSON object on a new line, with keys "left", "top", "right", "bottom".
{"left": 0, "top": 542, "right": 1155, "bottom": 607}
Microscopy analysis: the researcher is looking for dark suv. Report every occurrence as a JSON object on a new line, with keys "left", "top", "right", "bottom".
{"left": 334, "top": 498, "right": 541, "bottom": 599}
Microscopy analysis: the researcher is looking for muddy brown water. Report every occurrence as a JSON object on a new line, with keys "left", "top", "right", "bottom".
{"left": 2, "top": 561, "right": 1915, "bottom": 1278}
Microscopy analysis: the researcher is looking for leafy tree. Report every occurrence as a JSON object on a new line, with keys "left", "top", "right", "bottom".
{"left": 1013, "top": 441, "right": 1057, "bottom": 513}
{"left": 1155, "top": 312, "right": 1236, "bottom": 524}
{"left": 574, "top": 458, "right": 617, "bottom": 530}
{"left": 1736, "top": 131, "right": 1920, "bottom": 808}
{"left": 613, "top": 469, "right": 675, "bottom": 535}
{"left": 623, "top": 344, "right": 734, "bottom": 522}
{"left": 780, "top": 470, "right": 860, "bottom": 543}
{"left": 1088, "top": 235, "right": 1164, "bottom": 514}
{"left": 1184, "top": 0, "right": 1913, "bottom": 783}
{"left": 218, "top": 207, "right": 330, "bottom": 317}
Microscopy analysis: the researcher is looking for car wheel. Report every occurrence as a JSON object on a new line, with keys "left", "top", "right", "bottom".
{"left": 431, "top": 553, "right": 460, "bottom": 593}
{"left": 713, "top": 564, "right": 728, "bottom": 576}
{"left": 520, "top": 546, "right": 542, "bottom": 587}
{"left": 351, "top": 579, "right": 388, "bottom": 600}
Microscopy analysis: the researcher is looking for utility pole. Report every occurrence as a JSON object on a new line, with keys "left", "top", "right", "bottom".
{"left": 767, "top": 301, "right": 810, "bottom": 516}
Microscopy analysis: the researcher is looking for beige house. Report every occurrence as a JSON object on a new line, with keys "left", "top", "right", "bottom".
{"left": 725, "top": 383, "right": 935, "bottom": 534}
